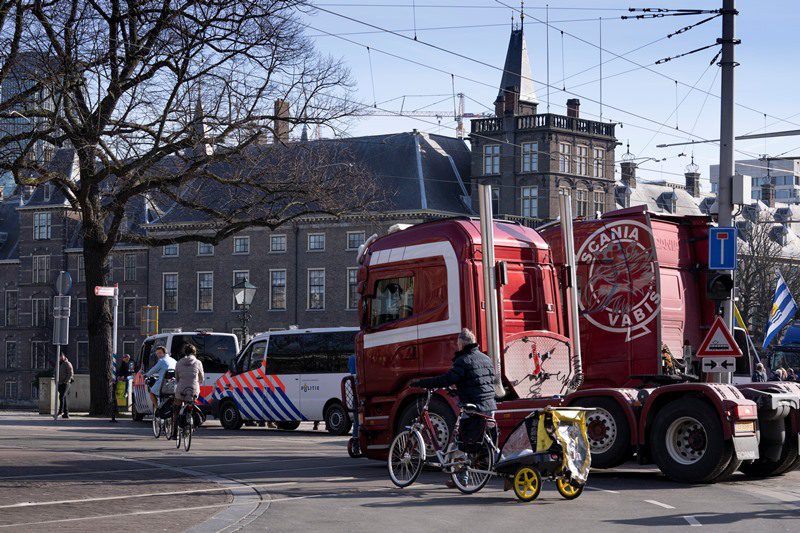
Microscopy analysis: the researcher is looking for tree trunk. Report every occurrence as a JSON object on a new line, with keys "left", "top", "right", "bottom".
{"left": 84, "top": 237, "right": 114, "bottom": 416}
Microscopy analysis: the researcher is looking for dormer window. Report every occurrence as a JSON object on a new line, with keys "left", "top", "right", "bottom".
{"left": 43, "top": 184, "right": 51, "bottom": 202}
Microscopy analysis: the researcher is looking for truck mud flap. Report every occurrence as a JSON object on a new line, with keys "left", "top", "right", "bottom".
{"left": 733, "top": 434, "right": 759, "bottom": 461}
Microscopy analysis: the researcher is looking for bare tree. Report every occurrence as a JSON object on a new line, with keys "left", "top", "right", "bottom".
{"left": 0, "top": 1, "right": 377, "bottom": 414}
{"left": 737, "top": 212, "right": 800, "bottom": 346}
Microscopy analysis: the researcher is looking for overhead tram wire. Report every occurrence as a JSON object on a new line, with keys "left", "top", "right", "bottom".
{"left": 304, "top": 10, "right": 768, "bottom": 158}
{"left": 492, "top": 0, "right": 800, "bottom": 131}
{"left": 313, "top": 3, "right": 629, "bottom": 11}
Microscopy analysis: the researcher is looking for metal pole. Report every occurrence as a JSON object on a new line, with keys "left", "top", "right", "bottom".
{"left": 716, "top": 0, "right": 737, "bottom": 384}
{"left": 53, "top": 345, "right": 60, "bottom": 421}
{"left": 112, "top": 285, "right": 119, "bottom": 411}
{"left": 478, "top": 184, "right": 504, "bottom": 398}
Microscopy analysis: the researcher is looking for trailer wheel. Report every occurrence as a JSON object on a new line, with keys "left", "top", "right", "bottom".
{"left": 739, "top": 429, "right": 799, "bottom": 478}
{"left": 398, "top": 396, "right": 455, "bottom": 455}
{"left": 572, "top": 398, "right": 632, "bottom": 468}
{"left": 650, "top": 398, "right": 733, "bottom": 483}
{"left": 131, "top": 402, "right": 145, "bottom": 422}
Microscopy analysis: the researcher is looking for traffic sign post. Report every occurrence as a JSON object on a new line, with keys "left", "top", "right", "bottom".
{"left": 95, "top": 285, "right": 119, "bottom": 420}
{"left": 52, "top": 272, "right": 72, "bottom": 421}
{"left": 709, "top": 227, "right": 738, "bottom": 270}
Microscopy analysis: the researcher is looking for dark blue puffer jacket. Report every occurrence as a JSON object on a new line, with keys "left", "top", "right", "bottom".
{"left": 413, "top": 343, "right": 497, "bottom": 412}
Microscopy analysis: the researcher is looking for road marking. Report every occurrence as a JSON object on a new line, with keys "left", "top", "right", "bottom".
{"left": 323, "top": 476, "right": 357, "bottom": 482}
{"left": 644, "top": 500, "right": 676, "bottom": 509}
{"left": 587, "top": 487, "right": 620, "bottom": 494}
{"left": 0, "top": 482, "right": 297, "bottom": 509}
{"left": 683, "top": 516, "right": 702, "bottom": 527}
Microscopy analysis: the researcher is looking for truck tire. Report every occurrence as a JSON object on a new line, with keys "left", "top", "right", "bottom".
{"left": 739, "top": 430, "right": 799, "bottom": 478}
{"left": 650, "top": 398, "right": 733, "bottom": 483}
{"left": 712, "top": 455, "right": 743, "bottom": 482}
{"left": 572, "top": 398, "right": 632, "bottom": 468}
{"left": 325, "top": 402, "right": 352, "bottom": 436}
{"left": 397, "top": 396, "right": 455, "bottom": 455}
{"left": 220, "top": 401, "right": 244, "bottom": 430}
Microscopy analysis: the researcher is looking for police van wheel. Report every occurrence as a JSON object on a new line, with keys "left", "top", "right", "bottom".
{"left": 276, "top": 421, "right": 301, "bottom": 431}
{"left": 325, "top": 403, "right": 352, "bottom": 436}
{"left": 220, "top": 402, "right": 243, "bottom": 430}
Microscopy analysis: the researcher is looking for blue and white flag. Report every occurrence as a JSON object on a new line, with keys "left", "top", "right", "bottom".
{"left": 763, "top": 272, "right": 798, "bottom": 349}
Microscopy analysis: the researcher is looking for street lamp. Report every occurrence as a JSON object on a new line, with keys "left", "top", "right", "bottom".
{"left": 232, "top": 278, "right": 257, "bottom": 343}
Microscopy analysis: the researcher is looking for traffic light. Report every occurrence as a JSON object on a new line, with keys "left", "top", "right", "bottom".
{"left": 707, "top": 273, "right": 733, "bottom": 301}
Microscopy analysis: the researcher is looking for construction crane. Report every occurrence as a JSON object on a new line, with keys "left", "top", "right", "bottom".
{"left": 356, "top": 93, "right": 491, "bottom": 139}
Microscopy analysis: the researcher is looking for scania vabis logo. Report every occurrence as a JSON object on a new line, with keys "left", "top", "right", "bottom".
{"left": 577, "top": 220, "right": 660, "bottom": 341}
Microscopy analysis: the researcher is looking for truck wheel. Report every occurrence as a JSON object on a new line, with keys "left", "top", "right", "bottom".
{"left": 572, "top": 398, "right": 632, "bottom": 468}
{"left": 325, "top": 402, "right": 352, "bottom": 436}
{"left": 712, "top": 456, "right": 743, "bottom": 482}
{"left": 739, "top": 430, "right": 799, "bottom": 477}
{"left": 650, "top": 398, "right": 733, "bottom": 483}
{"left": 220, "top": 401, "right": 244, "bottom": 430}
{"left": 276, "top": 421, "right": 301, "bottom": 431}
{"left": 398, "top": 396, "right": 455, "bottom": 456}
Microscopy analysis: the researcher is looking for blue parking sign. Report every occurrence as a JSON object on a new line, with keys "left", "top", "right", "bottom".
{"left": 709, "top": 227, "right": 737, "bottom": 270}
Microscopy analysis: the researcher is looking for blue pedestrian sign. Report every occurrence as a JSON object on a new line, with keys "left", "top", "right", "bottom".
{"left": 709, "top": 227, "right": 737, "bottom": 270}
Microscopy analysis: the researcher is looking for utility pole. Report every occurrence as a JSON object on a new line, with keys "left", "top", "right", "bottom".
{"left": 716, "top": 0, "right": 738, "bottom": 384}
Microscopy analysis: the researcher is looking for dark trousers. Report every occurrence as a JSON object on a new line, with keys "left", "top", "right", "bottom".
{"left": 57, "top": 383, "right": 70, "bottom": 416}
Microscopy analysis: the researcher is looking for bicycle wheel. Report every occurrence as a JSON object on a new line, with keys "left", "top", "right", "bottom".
{"left": 175, "top": 419, "right": 182, "bottom": 449}
{"left": 152, "top": 415, "right": 162, "bottom": 439}
{"left": 451, "top": 439, "right": 495, "bottom": 494}
{"left": 183, "top": 413, "right": 193, "bottom": 452}
{"left": 388, "top": 430, "right": 425, "bottom": 488}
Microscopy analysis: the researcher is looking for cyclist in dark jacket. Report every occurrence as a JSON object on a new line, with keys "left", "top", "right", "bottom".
{"left": 411, "top": 329, "right": 496, "bottom": 413}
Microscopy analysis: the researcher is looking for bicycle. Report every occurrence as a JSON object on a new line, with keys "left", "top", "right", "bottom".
{"left": 147, "top": 376, "right": 174, "bottom": 440}
{"left": 175, "top": 388, "right": 198, "bottom": 452}
{"left": 387, "top": 388, "right": 498, "bottom": 493}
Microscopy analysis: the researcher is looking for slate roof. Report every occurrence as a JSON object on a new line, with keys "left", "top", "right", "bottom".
{"left": 497, "top": 29, "right": 538, "bottom": 106}
{"left": 614, "top": 180, "right": 704, "bottom": 216}
{"left": 0, "top": 198, "right": 19, "bottom": 261}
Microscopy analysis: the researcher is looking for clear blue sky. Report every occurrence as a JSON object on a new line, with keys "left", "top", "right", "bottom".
{"left": 302, "top": 1, "right": 800, "bottom": 187}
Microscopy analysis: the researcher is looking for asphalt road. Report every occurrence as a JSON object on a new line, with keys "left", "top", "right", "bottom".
{"left": 0, "top": 412, "right": 798, "bottom": 532}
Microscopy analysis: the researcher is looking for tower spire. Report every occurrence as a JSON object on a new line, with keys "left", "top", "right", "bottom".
{"left": 494, "top": 17, "right": 538, "bottom": 116}
{"left": 520, "top": 0, "right": 525, "bottom": 28}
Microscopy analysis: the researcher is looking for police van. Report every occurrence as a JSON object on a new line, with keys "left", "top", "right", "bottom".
{"left": 211, "top": 327, "right": 357, "bottom": 435}
{"left": 132, "top": 331, "right": 240, "bottom": 420}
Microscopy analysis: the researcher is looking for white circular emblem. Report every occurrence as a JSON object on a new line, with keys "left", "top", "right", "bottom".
{"left": 576, "top": 220, "right": 661, "bottom": 341}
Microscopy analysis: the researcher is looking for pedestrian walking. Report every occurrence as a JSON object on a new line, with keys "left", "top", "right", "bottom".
{"left": 57, "top": 353, "right": 74, "bottom": 419}
{"left": 752, "top": 362, "right": 768, "bottom": 382}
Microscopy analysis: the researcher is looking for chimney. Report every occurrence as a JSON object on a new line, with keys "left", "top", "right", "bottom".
{"left": 762, "top": 179, "right": 775, "bottom": 207}
{"left": 566, "top": 98, "right": 580, "bottom": 118}
{"left": 273, "top": 99, "right": 290, "bottom": 143}
{"left": 620, "top": 161, "right": 637, "bottom": 189}
{"left": 685, "top": 171, "right": 701, "bottom": 197}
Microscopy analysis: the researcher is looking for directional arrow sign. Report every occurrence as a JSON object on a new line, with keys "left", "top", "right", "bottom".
{"left": 702, "top": 357, "right": 736, "bottom": 373}
{"left": 696, "top": 315, "right": 743, "bottom": 358}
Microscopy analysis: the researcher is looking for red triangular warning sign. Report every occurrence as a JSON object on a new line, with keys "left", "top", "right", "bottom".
{"left": 696, "top": 316, "right": 743, "bottom": 358}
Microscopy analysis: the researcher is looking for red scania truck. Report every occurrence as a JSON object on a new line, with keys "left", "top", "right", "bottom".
{"left": 351, "top": 196, "right": 800, "bottom": 483}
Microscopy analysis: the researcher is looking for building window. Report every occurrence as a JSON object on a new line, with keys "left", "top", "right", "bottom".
{"left": 32, "top": 298, "right": 49, "bottom": 327}
{"left": 197, "top": 242, "right": 214, "bottom": 256}
{"left": 33, "top": 211, "right": 52, "bottom": 240}
{"left": 559, "top": 143, "right": 571, "bottom": 173}
{"left": 593, "top": 191, "right": 605, "bottom": 216}
{"left": 576, "top": 145, "right": 588, "bottom": 176}
{"left": 77, "top": 341, "right": 89, "bottom": 372}
{"left": 347, "top": 231, "right": 366, "bottom": 251}
{"left": 163, "top": 273, "right": 178, "bottom": 312}
{"left": 233, "top": 270, "right": 249, "bottom": 310}
{"left": 122, "top": 341, "right": 136, "bottom": 359}
{"left": 308, "top": 233, "right": 325, "bottom": 252}
{"left": 43, "top": 184, "right": 51, "bottom": 202}
{"left": 270, "top": 234, "right": 286, "bottom": 253}
{"left": 123, "top": 298, "right": 136, "bottom": 327}
{"left": 5, "top": 341, "right": 17, "bottom": 369}
{"left": 347, "top": 268, "right": 359, "bottom": 310}
{"left": 31, "top": 341, "right": 48, "bottom": 370}
{"left": 270, "top": 270, "right": 287, "bottom": 310}
{"left": 4, "top": 381, "right": 18, "bottom": 399}
{"left": 492, "top": 188, "right": 501, "bottom": 214}
{"left": 32, "top": 255, "right": 49, "bottom": 284}
{"left": 163, "top": 244, "right": 178, "bottom": 257}
{"left": 521, "top": 186, "right": 538, "bottom": 218}
{"left": 521, "top": 142, "right": 538, "bottom": 173}
{"left": 593, "top": 148, "right": 605, "bottom": 178}
{"left": 78, "top": 256, "right": 85, "bottom": 283}
{"left": 307, "top": 269, "right": 325, "bottom": 310}
{"left": 233, "top": 236, "right": 250, "bottom": 255}
{"left": 123, "top": 253, "right": 136, "bottom": 281}
{"left": 4, "top": 290, "right": 18, "bottom": 326}
{"left": 483, "top": 144, "right": 500, "bottom": 175}
{"left": 77, "top": 298, "right": 87, "bottom": 326}
{"left": 197, "top": 272, "right": 214, "bottom": 311}
{"left": 576, "top": 189, "right": 588, "bottom": 218}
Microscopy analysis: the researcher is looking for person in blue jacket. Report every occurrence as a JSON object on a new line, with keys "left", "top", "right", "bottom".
{"left": 145, "top": 346, "right": 176, "bottom": 412}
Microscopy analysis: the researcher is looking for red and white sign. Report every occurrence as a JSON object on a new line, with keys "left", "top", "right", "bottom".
{"left": 94, "top": 286, "right": 117, "bottom": 297}
{"left": 696, "top": 316, "right": 743, "bottom": 358}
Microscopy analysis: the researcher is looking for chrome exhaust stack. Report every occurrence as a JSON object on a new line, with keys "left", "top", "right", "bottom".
{"left": 558, "top": 189, "right": 584, "bottom": 392}
{"left": 478, "top": 184, "right": 505, "bottom": 399}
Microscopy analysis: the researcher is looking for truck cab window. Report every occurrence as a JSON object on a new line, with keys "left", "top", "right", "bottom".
{"left": 369, "top": 276, "right": 414, "bottom": 328}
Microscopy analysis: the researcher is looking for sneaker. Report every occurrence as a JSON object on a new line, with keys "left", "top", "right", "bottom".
{"left": 61, "top": 414, "right": 70, "bottom": 419}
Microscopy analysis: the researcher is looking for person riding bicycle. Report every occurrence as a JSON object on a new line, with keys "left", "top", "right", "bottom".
{"left": 171, "top": 343, "right": 205, "bottom": 439}
{"left": 145, "top": 346, "right": 177, "bottom": 414}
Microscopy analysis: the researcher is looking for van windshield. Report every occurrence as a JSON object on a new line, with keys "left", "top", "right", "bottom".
{"left": 172, "top": 334, "right": 238, "bottom": 373}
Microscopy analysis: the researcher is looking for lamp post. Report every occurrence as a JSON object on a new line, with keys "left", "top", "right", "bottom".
{"left": 232, "top": 278, "right": 257, "bottom": 343}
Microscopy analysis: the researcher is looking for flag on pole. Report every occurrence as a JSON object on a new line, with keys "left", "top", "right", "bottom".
{"left": 762, "top": 272, "right": 798, "bottom": 349}
{"left": 733, "top": 304, "right": 748, "bottom": 334}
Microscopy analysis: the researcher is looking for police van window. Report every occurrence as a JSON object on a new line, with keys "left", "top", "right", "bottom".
{"left": 266, "top": 334, "right": 304, "bottom": 374}
{"left": 296, "top": 332, "right": 355, "bottom": 373}
{"left": 248, "top": 342, "right": 267, "bottom": 371}
{"left": 327, "top": 332, "right": 355, "bottom": 373}
{"left": 139, "top": 340, "right": 154, "bottom": 371}
{"left": 172, "top": 334, "right": 238, "bottom": 373}
{"left": 369, "top": 276, "right": 414, "bottom": 328}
